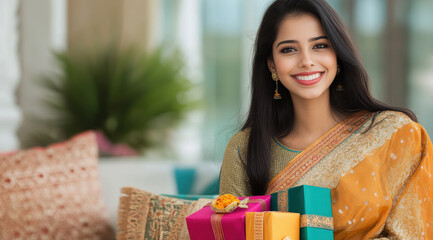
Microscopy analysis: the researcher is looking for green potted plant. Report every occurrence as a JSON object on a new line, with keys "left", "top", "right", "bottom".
{"left": 37, "top": 45, "right": 198, "bottom": 156}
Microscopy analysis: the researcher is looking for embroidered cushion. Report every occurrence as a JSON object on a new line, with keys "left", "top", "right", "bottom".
{"left": 117, "top": 187, "right": 210, "bottom": 240}
{"left": 0, "top": 131, "right": 113, "bottom": 239}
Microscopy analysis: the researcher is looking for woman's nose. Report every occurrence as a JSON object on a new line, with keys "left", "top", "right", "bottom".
{"left": 298, "top": 50, "right": 315, "bottom": 68}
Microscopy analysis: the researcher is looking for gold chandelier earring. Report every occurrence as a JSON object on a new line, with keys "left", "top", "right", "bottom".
{"left": 272, "top": 72, "right": 281, "bottom": 100}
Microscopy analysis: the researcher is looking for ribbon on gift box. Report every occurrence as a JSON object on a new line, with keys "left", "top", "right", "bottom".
{"left": 246, "top": 211, "right": 300, "bottom": 240}
{"left": 210, "top": 199, "right": 267, "bottom": 240}
{"left": 277, "top": 190, "right": 289, "bottom": 212}
{"left": 300, "top": 214, "right": 334, "bottom": 231}
{"left": 253, "top": 212, "right": 265, "bottom": 240}
{"left": 211, "top": 214, "right": 225, "bottom": 240}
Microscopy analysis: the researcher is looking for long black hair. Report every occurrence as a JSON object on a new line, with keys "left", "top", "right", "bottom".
{"left": 242, "top": 0, "right": 416, "bottom": 195}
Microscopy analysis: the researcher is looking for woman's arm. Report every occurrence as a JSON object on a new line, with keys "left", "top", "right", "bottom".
{"left": 219, "top": 131, "right": 252, "bottom": 197}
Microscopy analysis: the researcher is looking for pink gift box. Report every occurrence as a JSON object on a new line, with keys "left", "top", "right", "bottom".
{"left": 186, "top": 195, "right": 271, "bottom": 240}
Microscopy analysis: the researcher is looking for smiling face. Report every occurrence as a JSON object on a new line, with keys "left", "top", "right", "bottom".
{"left": 268, "top": 13, "right": 337, "bottom": 102}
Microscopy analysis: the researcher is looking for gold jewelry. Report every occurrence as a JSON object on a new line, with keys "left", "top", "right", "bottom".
{"left": 272, "top": 72, "right": 278, "bottom": 81}
{"left": 272, "top": 72, "right": 281, "bottom": 100}
{"left": 337, "top": 65, "right": 341, "bottom": 75}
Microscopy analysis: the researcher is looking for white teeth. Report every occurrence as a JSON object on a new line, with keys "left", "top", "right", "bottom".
{"left": 295, "top": 73, "right": 321, "bottom": 81}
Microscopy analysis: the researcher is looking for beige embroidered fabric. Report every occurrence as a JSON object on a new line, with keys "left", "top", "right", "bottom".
{"left": 116, "top": 187, "right": 210, "bottom": 240}
{"left": 0, "top": 131, "right": 113, "bottom": 239}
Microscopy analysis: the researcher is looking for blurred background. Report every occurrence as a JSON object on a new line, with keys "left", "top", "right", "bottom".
{"left": 1, "top": 0, "right": 433, "bottom": 227}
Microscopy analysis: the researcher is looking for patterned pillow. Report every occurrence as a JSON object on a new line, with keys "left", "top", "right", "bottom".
{"left": 117, "top": 187, "right": 211, "bottom": 240}
{"left": 0, "top": 131, "right": 113, "bottom": 239}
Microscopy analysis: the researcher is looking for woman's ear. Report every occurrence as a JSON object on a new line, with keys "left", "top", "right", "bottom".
{"left": 267, "top": 58, "right": 276, "bottom": 73}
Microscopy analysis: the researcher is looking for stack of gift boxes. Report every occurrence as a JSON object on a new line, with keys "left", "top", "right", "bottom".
{"left": 186, "top": 185, "right": 334, "bottom": 240}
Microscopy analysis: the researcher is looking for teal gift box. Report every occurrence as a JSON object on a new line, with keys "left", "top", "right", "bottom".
{"left": 271, "top": 185, "right": 334, "bottom": 240}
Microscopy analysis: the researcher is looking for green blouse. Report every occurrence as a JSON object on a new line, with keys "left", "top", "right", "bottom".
{"left": 219, "top": 129, "right": 300, "bottom": 196}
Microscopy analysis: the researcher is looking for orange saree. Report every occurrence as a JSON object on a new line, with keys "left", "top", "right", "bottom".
{"left": 220, "top": 110, "right": 433, "bottom": 239}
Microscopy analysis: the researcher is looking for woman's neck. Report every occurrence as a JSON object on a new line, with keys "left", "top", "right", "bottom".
{"left": 281, "top": 92, "right": 346, "bottom": 150}
{"left": 293, "top": 100, "right": 340, "bottom": 136}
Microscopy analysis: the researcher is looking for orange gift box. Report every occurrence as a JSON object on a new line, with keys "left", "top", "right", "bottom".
{"left": 246, "top": 212, "right": 300, "bottom": 240}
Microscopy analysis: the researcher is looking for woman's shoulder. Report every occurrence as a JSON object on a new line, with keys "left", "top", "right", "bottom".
{"left": 369, "top": 110, "right": 423, "bottom": 134}
{"left": 374, "top": 110, "right": 415, "bottom": 125}
{"left": 227, "top": 129, "right": 250, "bottom": 149}
{"left": 223, "top": 129, "right": 250, "bottom": 164}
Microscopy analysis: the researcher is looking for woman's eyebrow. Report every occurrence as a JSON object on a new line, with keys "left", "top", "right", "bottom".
{"left": 276, "top": 36, "right": 328, "bottom": 47}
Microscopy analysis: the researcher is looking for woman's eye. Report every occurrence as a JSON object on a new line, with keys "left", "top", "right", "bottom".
{"left": 313, "top": 43, "right": 328, "bottom": 49}
{"left": 281, "top": 47, "right": 296, "bottom": 53}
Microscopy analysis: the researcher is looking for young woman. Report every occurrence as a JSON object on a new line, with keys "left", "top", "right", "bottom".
{"left": 219, "top": 0, "right": 433, "bottom": 239}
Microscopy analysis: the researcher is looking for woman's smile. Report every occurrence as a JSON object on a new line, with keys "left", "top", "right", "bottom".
{"left": 291, "top": 71, "right": 324, "bottom": 86}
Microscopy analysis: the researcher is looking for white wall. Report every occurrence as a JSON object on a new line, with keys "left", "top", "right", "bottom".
{"left": 0, "top": 0, "right": 21, "bottom": 151}
{"left": 17, "top": 0, "right": 67, "bottom": 147}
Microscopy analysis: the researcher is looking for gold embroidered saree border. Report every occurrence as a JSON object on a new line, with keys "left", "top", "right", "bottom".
{"left": 266, "top": 111, "right": 374, "bottom": 194}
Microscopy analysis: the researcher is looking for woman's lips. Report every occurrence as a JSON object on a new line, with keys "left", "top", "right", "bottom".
{"left": 291, "top": 71, "right": 324, "bottom": 86}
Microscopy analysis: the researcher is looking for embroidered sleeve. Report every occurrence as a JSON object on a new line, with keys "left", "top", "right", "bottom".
{"left": 219, "top": 131, "right": 252, "bottom": 197}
